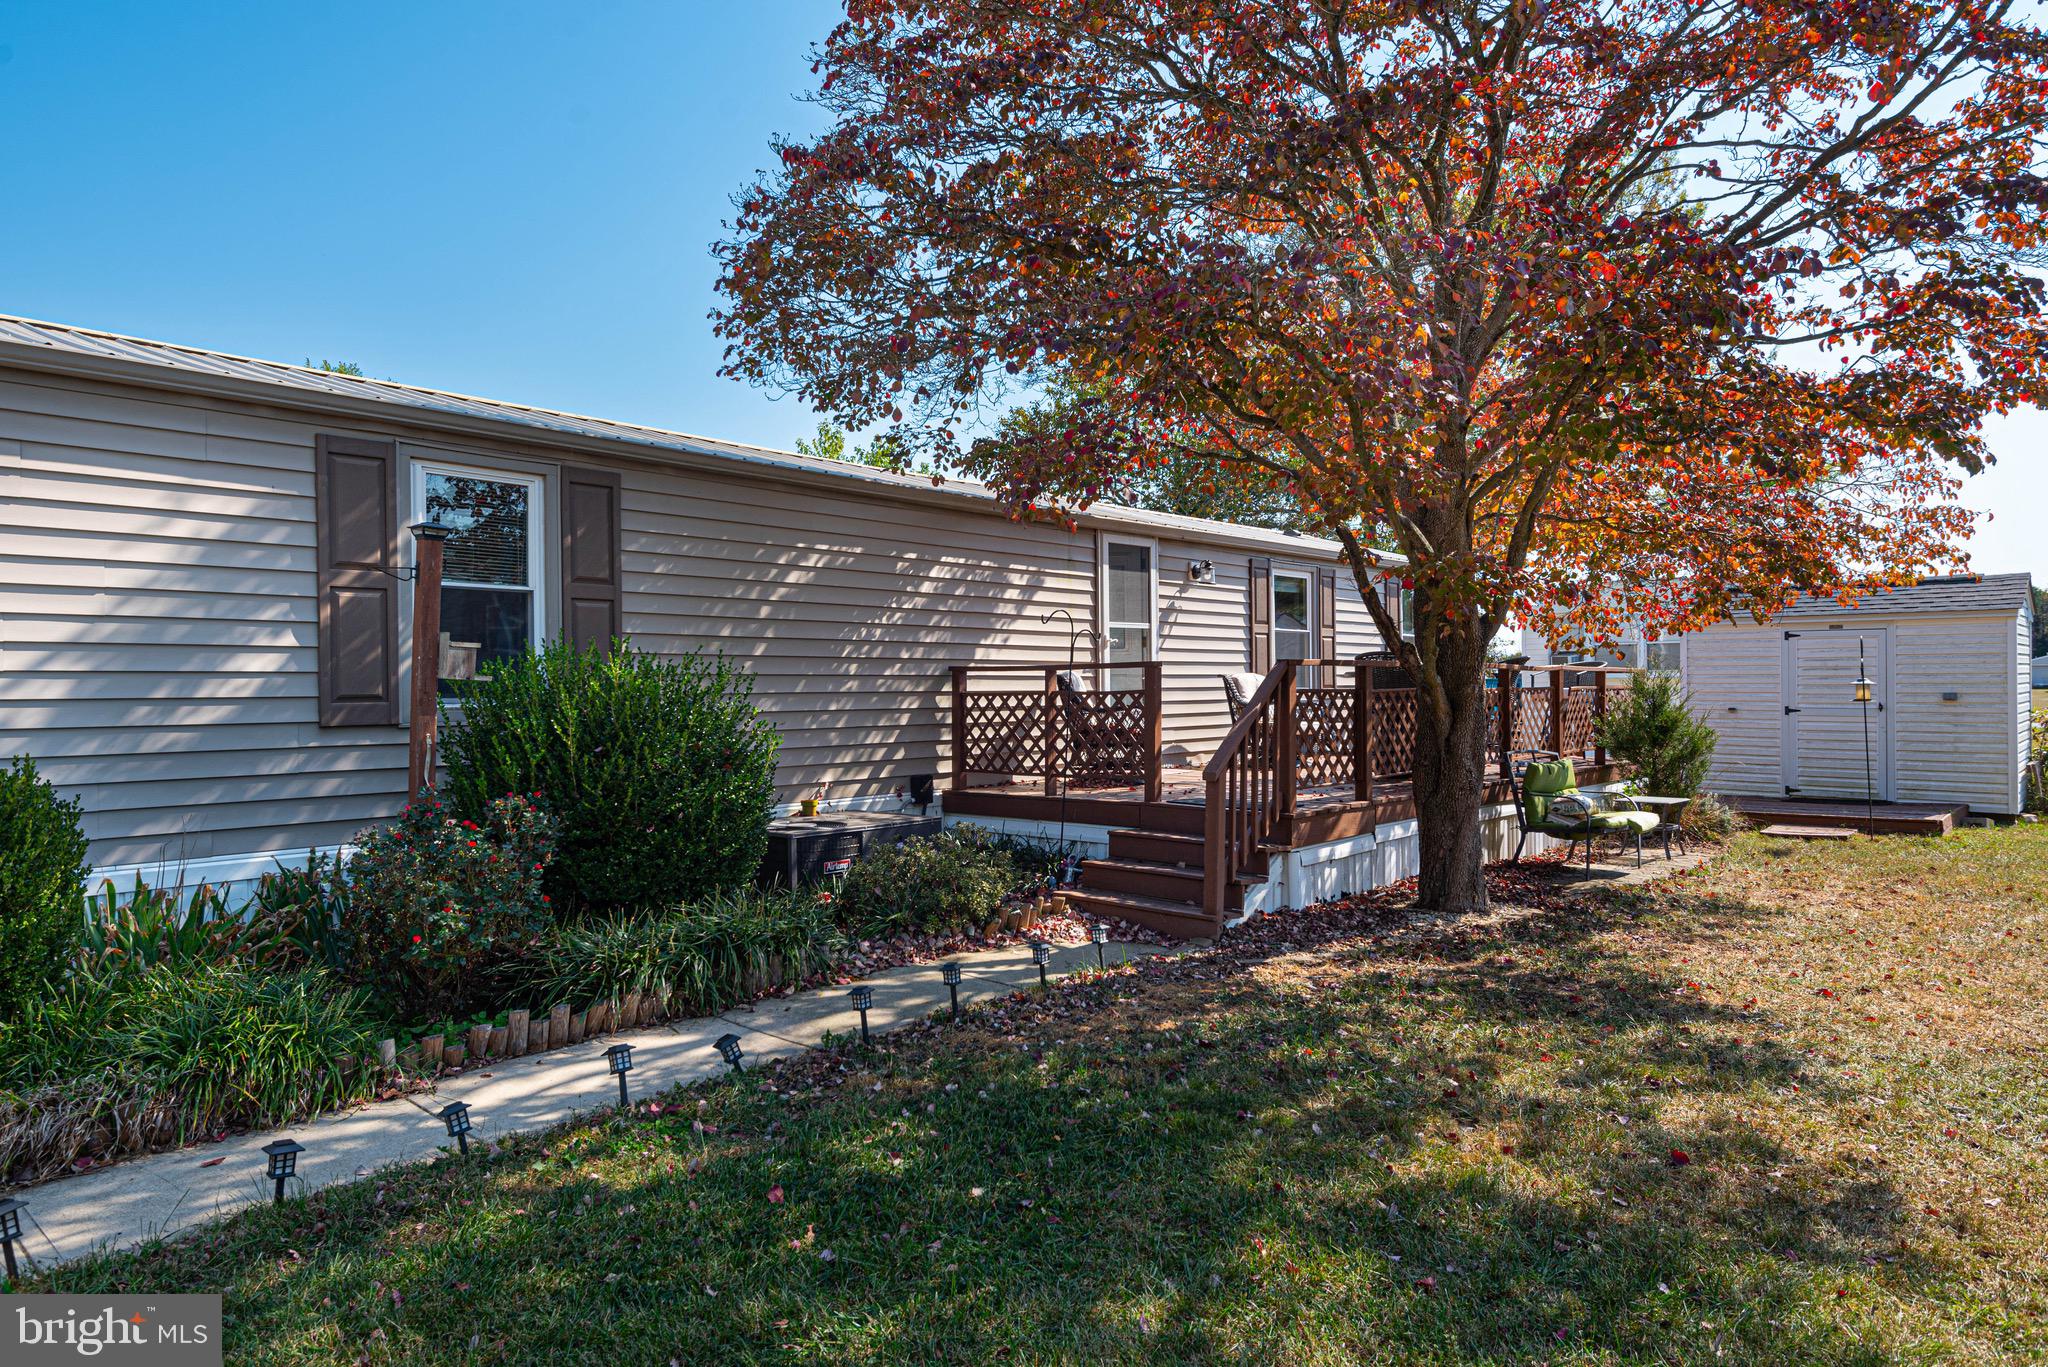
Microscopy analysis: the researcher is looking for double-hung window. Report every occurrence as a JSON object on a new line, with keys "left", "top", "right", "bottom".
{"left": 1272, "top": 570, "right": 1313, "bottom": 661}
{"left": 414, "top": 462, "right": 544, "bottom": 692}
{"left": 1100, "top": 538, "right": 1156, "bottom": 689}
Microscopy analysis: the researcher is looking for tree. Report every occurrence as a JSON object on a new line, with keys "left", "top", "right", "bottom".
{"left": 2033, "top": 586, "right": 2047, "bottom": 660}
{"left": 715, "top": 0, "right": 2046, "bottom": 912}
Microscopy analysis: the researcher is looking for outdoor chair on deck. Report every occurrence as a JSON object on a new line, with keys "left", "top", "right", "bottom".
{"left": 1219, "top": 671, "right": 1267, "bottom": 721}
{"left": 1512, "top": 753, "right": 1659, "bottom": 869}
{"left": 1055, "top": 671, "right": 1148, "bottom": 789}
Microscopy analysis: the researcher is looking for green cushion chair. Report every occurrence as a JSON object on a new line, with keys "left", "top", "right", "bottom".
{"left": 1513, "top": 755, "right": 1659, "bottom": 868}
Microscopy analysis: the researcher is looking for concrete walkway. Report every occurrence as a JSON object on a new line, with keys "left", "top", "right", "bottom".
{"left": 11, "top": 936, "right": 1179, "bottom": 1272}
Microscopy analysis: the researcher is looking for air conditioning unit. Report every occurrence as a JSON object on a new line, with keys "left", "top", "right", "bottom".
{"left": 761, "top": 811, "right": 942, "bottom": 887}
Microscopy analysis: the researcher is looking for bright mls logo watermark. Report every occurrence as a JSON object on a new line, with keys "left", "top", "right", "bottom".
{"left": 3, "top": 1295, "right": 221, "bottom": 1365}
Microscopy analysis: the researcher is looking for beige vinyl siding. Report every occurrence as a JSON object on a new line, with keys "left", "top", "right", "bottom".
{"left": 1, "top": 361, "right": 1381, "bottom": 868}
{"left": 1682, "top": 622, "right": 1785, "bottom": 796}
{"left": 0, "top": 371, "right": 412, "bottom": 867}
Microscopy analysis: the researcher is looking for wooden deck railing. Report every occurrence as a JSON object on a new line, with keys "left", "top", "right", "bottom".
{"left": 1202, "top": 660, "right": 1296, "bottom": 923}
{"left": 948, "top": 660, "right": 1164, "bottom": 802}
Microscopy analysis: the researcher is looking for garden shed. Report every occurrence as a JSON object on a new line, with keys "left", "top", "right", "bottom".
{"left": 1682, "top": 574, "right": 2034, "bottom": 817}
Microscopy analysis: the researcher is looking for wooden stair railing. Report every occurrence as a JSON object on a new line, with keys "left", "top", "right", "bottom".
{"left": 1202, "top": 660, "right": 1298, "bottom": 926}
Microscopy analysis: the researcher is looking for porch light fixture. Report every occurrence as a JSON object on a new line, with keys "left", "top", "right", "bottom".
{"left": 848, "top": 985, "right": 875, "bottom": 1043}
{"left": 1853, "top": 639, "right": 1876, "bottom": 836}
{"left": 262, "top": 1138, "right": 304, "bottom": 1205}
{"left": 0, "top": 1196, "right": 23, "bottom": 1279}
{"left": 605, "top": 1042, "right": 636, "bottom": 1107}
{"left": 438, "top": 1101, "right": 473, "bottom": 1155}
{"left": 1187, "top": 560, "right": 1217, "bottom": 585}
{"left": 714, "top": 1033, "right": 744, "bottom": 1072}
{"left": 1029, "top": 940, "right": 1053, "bottom": 990}
{"left": 941, "top": 961, "right": 963, "bottom": 1019}
{"left": 1091, "top": 923, "right": 1110, "bottom": 970}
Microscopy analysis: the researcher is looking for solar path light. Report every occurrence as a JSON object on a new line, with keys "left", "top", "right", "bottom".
{"left": 262, "top": 1138, "right": 304, "bottom": 1205}
{"left": 849, "top": 985, "right": 874, "bottom": 1044}
{"left": 1091, "top": 923, "right": 1110, "bottom": 970}
{"left": 714, "top": 1033, "right": 744, "bottom": 1072}
{"left": 1029, "top": 940, "right": 1052, "bottom": 990}
{"left": 438, "top": 1100, "right": 473, "bottom": 1155}
{"left": 605, "top": 1042, "right": 636, "bottom": 1108}
{"left": 0, "top": 1196, "right": 23, "bottom": 1279}
{"left": 940, "top": 961, "right": 963, "bottom": 1019}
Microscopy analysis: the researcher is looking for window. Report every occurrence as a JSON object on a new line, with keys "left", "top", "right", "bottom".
{"left": 1646, "top": 640, "right": 1682, "bottom": 673}
{"left": 1101, "top": 538, "right": 1155, "bottom": 687}
{"left": 1399, "top": 587, "right": 1416, "bottom": 640}
{"left": 1273, "top": 571, "right": 1313, "bottom": 661}
{"left": 414, "top": 462, "right": 544, "bottom": 692}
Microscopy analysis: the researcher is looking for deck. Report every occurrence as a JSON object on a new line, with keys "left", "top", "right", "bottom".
{"left": 1727, "top": 795, "right": 1966, "bottom": 836}
{"left": 946, "top": 656, "right": 1634, "bottom": 937}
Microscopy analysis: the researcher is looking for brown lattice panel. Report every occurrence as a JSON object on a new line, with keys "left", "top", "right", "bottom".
{"left": 1059, "top": 687, "right": 1149, "bottom": 788}
{"left": 1563, "top": 686, "right": 1600, "bottom": 758}
{"left": 1372, "top": 686, "right": 1421, "bottom": 778}
{"left": 1294, "top": 687, "right": 1355, "bottom": 789}
{"left": 961, "top": 690, "right": 1050, "bottom": 776}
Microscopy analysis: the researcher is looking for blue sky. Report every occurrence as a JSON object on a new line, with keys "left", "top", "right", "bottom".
{"left": 1, "top": 1, "right": 2038, "bottom": 582}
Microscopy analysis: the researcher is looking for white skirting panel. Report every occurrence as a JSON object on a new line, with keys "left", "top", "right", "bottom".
{"left": 939, "top": 808, "right": 1117, "bottom": 861}
{"left": 85, "top": 845, "right": 354, "bottom": 912}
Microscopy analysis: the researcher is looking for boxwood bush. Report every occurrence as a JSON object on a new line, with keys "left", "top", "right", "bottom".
{"left": 0, "top": 755, "right": 90, "bottom": 1020}
{"left": 832, "top": 828, "right": 1018, "bottom": 938}
{"left": 440, "top": 642, "right": 780, "bottom": 911}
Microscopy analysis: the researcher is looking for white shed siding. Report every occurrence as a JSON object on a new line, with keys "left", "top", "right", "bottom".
{"left": 1682, "top": 623, "right": 1784, "bottom": 796}
{"left": 1684, "top": 606, "right": 2027, "bottom": 814}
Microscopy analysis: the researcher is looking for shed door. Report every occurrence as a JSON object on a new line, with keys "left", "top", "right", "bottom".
{"left": 1781, "top": 629, "right": 1889, "bottom": 800}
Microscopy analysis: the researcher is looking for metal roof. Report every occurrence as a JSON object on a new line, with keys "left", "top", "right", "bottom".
{"left": 0, "top": 313, "right": 1376, "bottom": 562}
{"left": 1773, "top": 573, "right": 2033, "bottom": 619}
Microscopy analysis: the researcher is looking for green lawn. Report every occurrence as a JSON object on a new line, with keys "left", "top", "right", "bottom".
{"left": 30, "top": 827, "right": 2048, "bottom": 1365}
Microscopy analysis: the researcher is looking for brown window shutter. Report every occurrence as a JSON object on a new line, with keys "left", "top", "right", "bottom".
{"left": 1247, "top": 556, "right": 1272, "bottom": 673}
{"left": 1317, "top": 568, "right": 1339, "bottom": 662}
{"left": 315, "top": 434, "right": 400, "bottom": 727}
{"left": 561, "top": 466, "right": 623, "bottom": 654}
{"left": 1382, "top": 575, "right": 1404, "bottom": 643}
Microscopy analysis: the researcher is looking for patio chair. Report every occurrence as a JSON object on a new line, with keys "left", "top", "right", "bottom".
{"left": 1512, "top": 753, "right": 1659, "bottom": 868}
{"left": 1056, "top": 671, "right": 1148, "bottom": 788}
{"left": 1220, "top": 671, "right": 1266, "bottom": 721}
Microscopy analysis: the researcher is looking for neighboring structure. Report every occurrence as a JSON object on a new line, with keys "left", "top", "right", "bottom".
{"left": 1519, "top": 617, "right": 1682, "bottom": 672}
{"left": 0, "top": 315, "right": 1410, "bottom": 895}
{"left": 2032, "top": 653, "right": 2048, "bottom": 689}
{"left": 1682, "top": 576, "right": 2034, "bottom": 816}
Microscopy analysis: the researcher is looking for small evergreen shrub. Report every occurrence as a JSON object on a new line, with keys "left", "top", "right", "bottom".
{"left": 343, "top": 792, "right": 556, "bottom": 1020}
{"left": 527, "top": 886, "right": 841, "bottom": 1018}
{"left": 0, "top": 755, "right": 91, "bottom": 1019}
{"left": 1596, "top": 672, "right": 1718, "bottom": 799}
{"left": 833, "top": 828, "right": 1018, "bottom": 938}
{"left": 439, "top": 642, "right": 780, "bottom": 911}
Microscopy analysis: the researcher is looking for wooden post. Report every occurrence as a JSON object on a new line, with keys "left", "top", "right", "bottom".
{"left": 420, "top": 1034, "right": 444, "bottom": 1073}
{"left": 949, "top": 666, "right": 969, "bottom": 792}
{"left": 549, "top": 1004, "right": 570, "bottom": 1050}
{"left": 1354, "top": 661, "right": 1376, "bottom": 802}
{"left": 405, "top": 524, "right": 448, "bottom": 798}
{"left": 1547, "top": 667, "right": 1566, "bottom": 757}
{"left": 442, "top": 1043, "right": 465, "bottom": 1071}
{"left": 376, "top": 1038, "right": 397, "bottom": 1071}
{"left": 466, "top": 1024, "right": 492, "bottom": 1060}
{"left": 1276, "top": 661, "right": 1300, "bottom": 821}
{"left": 1043, "top": 667, "right": 1060, "bottom": 797}
{"left": 507, "top": 1008, "right": 530, "bottom": 1057}
{"left": 1496, "top": 665, "right": 1516, "bottom": 781}
{"left": 1143, "top": 661, "right": 1164, "bottom": 804}
{"left": 1594, "top": 670, "right": 1609, "bottom": 767}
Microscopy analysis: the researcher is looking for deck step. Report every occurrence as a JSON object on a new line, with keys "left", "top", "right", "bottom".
{"left": 1759, "top": 823, "right": 1856, "bottom": 841}
{"left": 1079, "top": 857, "right": 1224, "bottom": 907}
{"left": 1062, "top": 889, "right": 1218, "bottom": 940}
{"left": 1106, "top": 828, "right": 1205, "bottom": 865}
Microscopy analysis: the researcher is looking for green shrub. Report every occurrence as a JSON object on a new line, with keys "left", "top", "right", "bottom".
{"left": 1596, "top": 671, "right": 1718, "bottom": 799}
{"left": 76, "top": 878, "right": 253, "bottom": 980}
{"left": 343, "top": 792, "right": 556, "bottom": 1020}
{"left": 0, "top": 755, "right": 90, "bottom": 1019}
{"left": 439, "top": 641, "right": 780, "bottom": 911}
{"left": 0, "top": 964, "right": 381, "bottom": 1182}
{"left": 526, "top": 886, "right": 840, "bottom": 1019}
{"left": 246, "top": 851, "right": 355, "bottom": 976}
{"left": 832, "top": 828, "right": 1018, "bottom": 938}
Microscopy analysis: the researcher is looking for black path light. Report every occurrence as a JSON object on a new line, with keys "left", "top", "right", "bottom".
{"left": 438, "top": 1100, "right": 473, "bottom": 1155}
{"left": 0, "top": 1196, "right": 23, "bottom": 1280}
{"left": 605, "top": 1042, "right": 636, "bottom": 1108}
{"left": 1091, "top": 923, "right": 1110, "bottom": 970}
{"left": 714, "top": 1032, "right": 744, "bottom": 1072}
{"left": 1029, "top": 940, "right": 1053, "bottom": 990}
{"left": 261, "top": 1138, "right": 304, "bottom": 1205}
{"left": 941, "top": 961, "right": 963, "bottom": 1019}
{"left": 849, "top": 985, "right": 874, "bottom": 1044}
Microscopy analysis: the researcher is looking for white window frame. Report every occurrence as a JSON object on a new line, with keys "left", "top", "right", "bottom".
{"left": 411, "top": 458, "right": 548, "bottom": 654}
{"left": 1271, "top": 566, "right": 1315, "bottom": 661}
{"left": 1097, "top": 534, "right": 1159, "bottom": 669}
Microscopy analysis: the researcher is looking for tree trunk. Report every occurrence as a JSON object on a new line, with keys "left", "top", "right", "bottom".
{"left": 1409, "top": 651, "right": 1492, "bottom": 913}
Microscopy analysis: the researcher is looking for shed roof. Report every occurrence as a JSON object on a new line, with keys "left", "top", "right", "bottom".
{"left": 0, "top": 313, "right": 1383, "bottom": 563}
{"left": 1772, "top": 573, "right": 2033, "bottom": 619}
